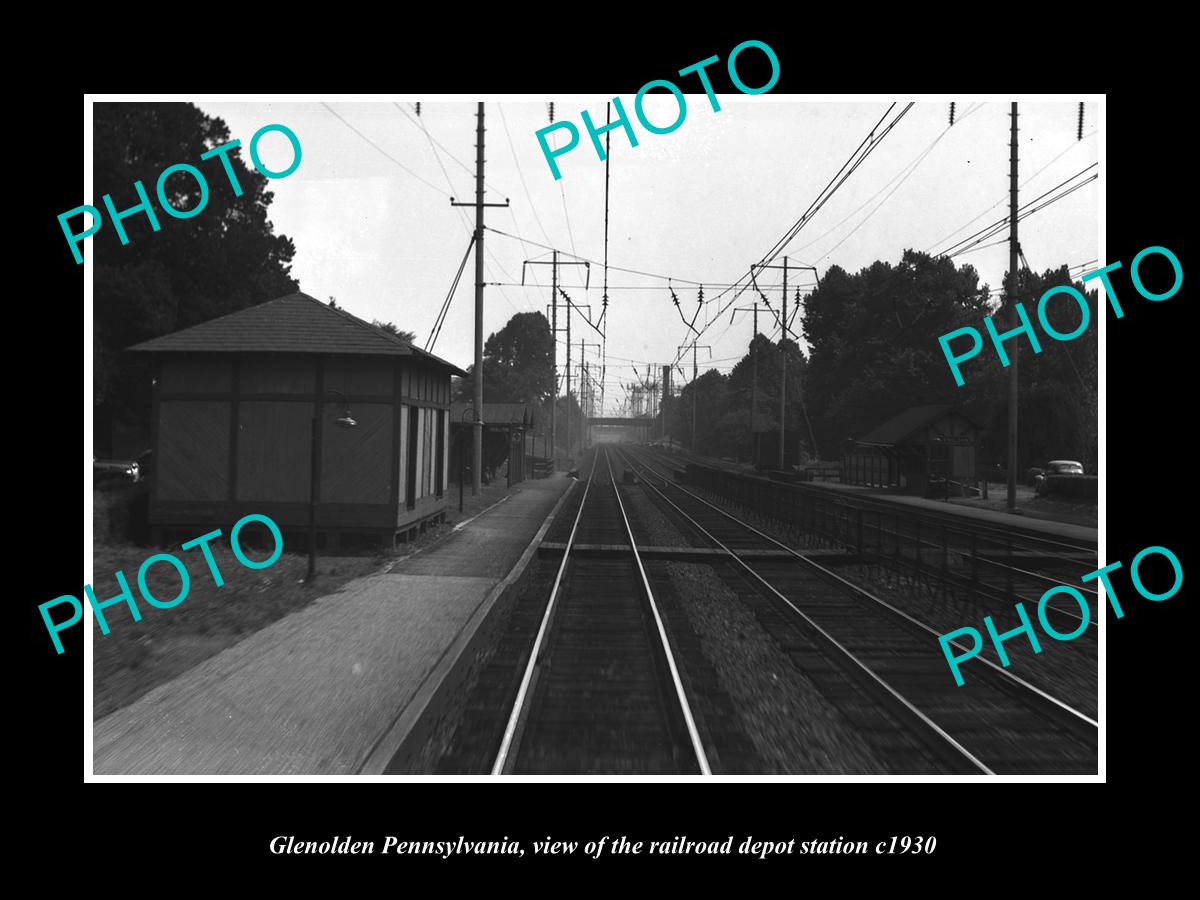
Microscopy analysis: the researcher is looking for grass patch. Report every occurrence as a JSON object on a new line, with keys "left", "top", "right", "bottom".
{"left": 92, "top": 479, "right": 528, "bottom": 719}
{"left": 92, "top": 538, "right": 383, "bottom": 720}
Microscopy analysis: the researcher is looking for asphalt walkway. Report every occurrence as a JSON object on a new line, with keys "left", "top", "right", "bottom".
{"left": 93, "top": 475, "right": 575, "bottom": 775}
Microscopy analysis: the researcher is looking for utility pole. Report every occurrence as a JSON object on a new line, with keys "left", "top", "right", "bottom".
{"left": 752, "top": 258, "right": 819, "bottom": 471}
{"left": 580, "top": 340, "right": 600, "bottom": 448}
{"left": 780, "top": 258, "right": 787, "bottom": 470}
{"left": 1007, "top": 102, "right": 1020, "bottom": 510}
{"left": 579, "top": 339, "right": 600, "bottom": 450}
{"left": 522, "top": 254, "right": 586, "bottom": 469}
{"left": 450, "top": 103, "right": 509, "bottom": 495}
{"left": 558, "top": 288, "right": 596, "bottom": 461}
{"left": 552, "top": 251, "right": 557, "bottom": 464}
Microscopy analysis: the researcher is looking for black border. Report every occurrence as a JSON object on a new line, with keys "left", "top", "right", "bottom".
{"left": 25, "top": 24, "right": 1188, "bottom": 878}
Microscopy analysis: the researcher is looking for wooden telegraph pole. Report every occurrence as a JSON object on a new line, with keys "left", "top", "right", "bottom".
{"left": 1006, "top": 103, "right": 1020, "bottom": 510}
{"left": 451, "top": 103, "right": 508, "bottom": 495}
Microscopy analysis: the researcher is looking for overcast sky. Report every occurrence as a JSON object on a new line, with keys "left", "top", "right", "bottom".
{"left": 200, "top": 98, "right": 1099, "bottom": 414}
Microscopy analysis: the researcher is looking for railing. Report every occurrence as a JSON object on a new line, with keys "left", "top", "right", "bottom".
{"left": 680, "top": 462, "right": 1072, "bottom": 608}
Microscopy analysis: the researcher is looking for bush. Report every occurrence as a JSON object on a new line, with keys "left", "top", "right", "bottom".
{"left": 1039, "top": 474, "right": 1097, "bottom": 501}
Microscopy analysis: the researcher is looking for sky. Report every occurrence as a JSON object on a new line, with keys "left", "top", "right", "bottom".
{"left": 199, "top": 98, "right": 1099, "bottom": 415}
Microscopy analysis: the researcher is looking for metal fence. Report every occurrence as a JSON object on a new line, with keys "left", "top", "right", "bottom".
{"left": 682, "top": 463, "right": 1040, "bottom": 605}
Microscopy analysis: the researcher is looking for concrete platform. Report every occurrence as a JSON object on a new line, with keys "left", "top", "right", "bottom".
{"left": 663, "top": 448, "right": 1097, "bottom": 547}
{"left": 92, "top": 476, "right": 576, "bottom": 776}
{"left": 804, "top": 480, "right": 1097, "bottom": 546}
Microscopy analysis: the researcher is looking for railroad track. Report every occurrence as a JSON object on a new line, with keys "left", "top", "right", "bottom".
{"left": 627, "top": 446, "right": 1099, "bottom": 714}
{"left": 636, "top": 447, "right": 1100, "bottom": 634}
{"left": 488, "top": 446, "right": 710, "bottom": 775}
{"left": 616, "top": 447, "right": 1098, "bottom": 775}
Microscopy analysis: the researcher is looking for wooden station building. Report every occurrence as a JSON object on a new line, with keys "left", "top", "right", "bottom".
{"left": 129, "top": 292, "right": 466, "bottom": 548}
{"left": 449, "top": 402, "right": 536, "bottom": 486}
{"left": 842, "top": 404, "right": 981, "bottom": 496}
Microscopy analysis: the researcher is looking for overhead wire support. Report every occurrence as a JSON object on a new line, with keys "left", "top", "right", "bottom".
{"left": 558, "top": 287, "right": 603, "bottom": 338}
{"left": 524, "top": 254, "right": 589, "bottom": 465}
{"left": 750, "top": 258, "right": 821, "bottom": 466}
{"left": 667, "top": 102, "right": 913, "bottom": 371}
{"left": 669, "top": 280, "right": 700, "bottom": 335}
{"left": 928, "top": 161, "right": 1099, "bottom": 257}
{"left": 488, "top": 225, "right": 713, "bottom": 287}
{"left": 940, "top": 171, "right": 1098, "bottom": 261}
{"left": 425, "top": 232, "right": 476, "bottom": 352}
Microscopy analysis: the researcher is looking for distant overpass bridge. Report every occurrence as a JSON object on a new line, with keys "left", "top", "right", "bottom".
{"left": 586, "top": 417, "right": 658, "bottom": 443}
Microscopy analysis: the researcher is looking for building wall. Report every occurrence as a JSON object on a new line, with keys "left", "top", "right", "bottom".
{"left": 150, "top": 353, "right": 454, "bottom": 538}
{"left": 396, "top": 360, "right": 450, "bottom": 530}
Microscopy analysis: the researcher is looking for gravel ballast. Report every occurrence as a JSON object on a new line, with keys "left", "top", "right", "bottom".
{"left": 666, "top": 560, "right": 890, "bottom": 774}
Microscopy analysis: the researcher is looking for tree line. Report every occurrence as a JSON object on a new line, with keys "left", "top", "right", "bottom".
{"left": 677, "top": 249, "right": 1098, "bottom": 471}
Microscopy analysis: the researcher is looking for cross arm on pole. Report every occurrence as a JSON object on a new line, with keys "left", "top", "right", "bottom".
{"left": 522, "top": 258, "right": 587, "bottom": 286}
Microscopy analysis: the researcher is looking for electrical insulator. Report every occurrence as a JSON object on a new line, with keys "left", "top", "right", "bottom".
{"left": 949, "top": 102, "right": 955, "bottom": 126}
{"left": 548, "top": 102, "right": 555, "bottom": 123}
{"left": 1077, "top": 102, "right": 1084, "bottom": 141}
{"left": 415, "top": 102, "right": 421, "bottom": 117}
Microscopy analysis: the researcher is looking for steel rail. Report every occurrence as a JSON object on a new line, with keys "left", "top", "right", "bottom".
{"left": 622, "top": 447, "right": 1099, "bottom": 734}
{"left": 604, "top": 447, "right": 712, "bottom": 775}
{"left": 617, "top": 449, "right": 996, "bottom": 775}
{"left": 490, "top": 461, "right": 593, "bottom": 775}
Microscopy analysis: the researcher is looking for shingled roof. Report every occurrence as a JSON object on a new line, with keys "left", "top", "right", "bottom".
{"left": 128, "top": 292, "right": 465, "bottom": 374}
{"left": 856, "top": 404, "right": 977, "bottom": 446}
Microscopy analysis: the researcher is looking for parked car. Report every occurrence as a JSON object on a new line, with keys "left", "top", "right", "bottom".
{"left": 1034, "top": 459, "right": 1084, "bottom": 493}
{"left": 93, "top": 457, "right": 140, "bottom": 484}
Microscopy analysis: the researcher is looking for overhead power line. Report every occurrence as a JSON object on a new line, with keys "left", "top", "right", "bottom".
{"left": 669, "top": 102, "right": 916, "bottom": 369}
{"left": 486, "top": 225, "right": 718, "bottom": 287}
{"left": 941, "top": 168, "right": 1098, "bottom": 260}
{"left": 320, "top": 102, "right": 446, "bottom": 196}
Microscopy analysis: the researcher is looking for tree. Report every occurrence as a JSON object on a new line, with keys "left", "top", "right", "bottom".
{"left": 799, "top": 249, "right": 1096, "bottom": 473}
{"left": 456, "top": 311, "right": 555, "bottom": 409}
{"left": 726, "top": 334, "right": 813, "bottom": 459}
{"left": 677, "top": 369, "right": 731, "bottom": 455}
{"left": 93, "top": 102, "right": 299, "bottom": 455}
{"left": 965, "top": 265, "right": 1098, "bottom": 472}
{"left": 801, "top": 250, "right": 992, "bottom": 453}
{"left": 371, "top": 320, "right": 417, "bottom": 343}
